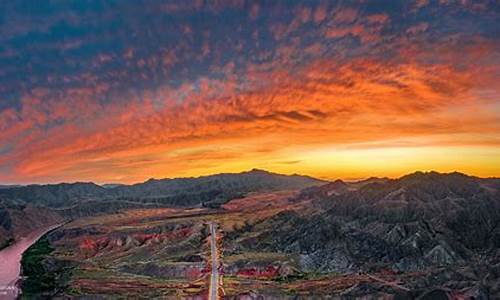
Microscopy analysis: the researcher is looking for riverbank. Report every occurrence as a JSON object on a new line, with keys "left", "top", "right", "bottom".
{"left": 0, "top": 224, "right": 62, "bottom": 300}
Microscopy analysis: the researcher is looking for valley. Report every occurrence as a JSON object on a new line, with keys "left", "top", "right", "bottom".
{"left": 0, "top": 170, "right": 499, "bottom": 298}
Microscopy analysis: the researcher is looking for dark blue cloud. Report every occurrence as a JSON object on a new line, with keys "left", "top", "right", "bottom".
{"left": 1, "top": 0, "right": 496, "bottom": 113}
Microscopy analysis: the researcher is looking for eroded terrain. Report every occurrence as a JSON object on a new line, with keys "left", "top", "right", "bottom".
{"left": 17, "top": 172, "right": 500, "bottom": 299}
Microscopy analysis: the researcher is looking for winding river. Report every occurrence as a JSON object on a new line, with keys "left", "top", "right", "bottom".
{"left": 0, "top": 225, "right": 60, "bottom": 300}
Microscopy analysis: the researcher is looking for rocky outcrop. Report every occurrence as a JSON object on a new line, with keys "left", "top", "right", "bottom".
{"left": 227, "top": 172, "right": 500, "bottom": 298}
{"left": 300, "top": 247, "right": 354, "bottom": 273}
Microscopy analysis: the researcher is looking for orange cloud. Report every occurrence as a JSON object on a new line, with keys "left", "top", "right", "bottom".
{"left": 0, "top": 2, "right": 499, "bottom": 184}
{"left": 3, "top": 45, "right": 498, "bottom": 183}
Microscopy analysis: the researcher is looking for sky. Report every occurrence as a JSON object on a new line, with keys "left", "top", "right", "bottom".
{"left": 0, "top": 0, "right": 499, "bottom": 184}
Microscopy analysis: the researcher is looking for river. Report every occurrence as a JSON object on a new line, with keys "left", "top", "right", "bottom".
{"left": 0, "top": 225, "right": 61, "bottom": 300}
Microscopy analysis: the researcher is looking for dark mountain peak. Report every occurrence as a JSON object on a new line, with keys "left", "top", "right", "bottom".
{"left": 144, "top": 169, "right": 274, "bottom": 183}
{"left": 400, "top": 171, "right": 471, "bottom": 182}
{"left": 366, "top": 176, "right": 389, "bottom": 181}
{"left": 62, "top": 182, "right": 102, "bottom": 187}
{"left": 250, "top": 168, "right": 267, "bottom": 172}
{"left": 397, "top": 171, "right": 479, "bottom": 193}
{"left": 246, "top": 168, "right": 272, "bottom": 174}
{"left": 318, "top": 179, "right": 349, "bottom": 195}
{"left": 294, "top": 178, "right": 347, "bottom": 200}
{"left": 0, "top": 185, "right": 22, "bottom": 189}
{"left": 353, "top": 176, "right": 391, "bottom": 187}
{"left": 101, "top": 183, "right": 126, "bottom": 189}
{"left": 399, "top": 171, "right": 429, "bottom": 182}
{"left": 342, "top": 171, "right": 486, "bottom": 207}
{"left": 20, "top": 181, "right": 102, "bottom": 189}
{"left": 331, "top": 179, "right": 347, "bottom": 187}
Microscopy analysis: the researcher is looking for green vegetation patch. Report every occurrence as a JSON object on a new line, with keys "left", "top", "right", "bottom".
{"left": 21, "top": 236, "right": 74, "bottom": 298}
{"left": 21, "top": 237, "right": 57, "bottom": 295}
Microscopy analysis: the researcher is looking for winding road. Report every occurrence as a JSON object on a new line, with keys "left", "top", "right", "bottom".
{"left": 208, "top": 222, "right": 220, "bottom": 300}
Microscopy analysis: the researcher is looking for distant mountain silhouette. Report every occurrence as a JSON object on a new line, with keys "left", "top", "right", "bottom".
{"left": 0, "top": 169, "right": 324, "bottom": 211}
{"left": 0, "top": 169, "right": 324, "bottom": 245}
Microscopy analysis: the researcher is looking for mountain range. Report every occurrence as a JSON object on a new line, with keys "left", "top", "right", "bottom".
{"left": 3, "top": 169, "right": 500, "bottom": 298}
{"left": 0, "top": 169, "right": 323, "bottom": 207}
{"left": 0, "top": 169, "right": 323, "bottom": 248}
{"left": 233, "top": 171, "right": 500, "bottom": 297}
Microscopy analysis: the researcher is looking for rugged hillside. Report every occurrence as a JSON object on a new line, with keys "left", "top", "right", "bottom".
{"left": 15, "top": 171, "right": 500, "bottom": 298}
{"left": 20, "top": 208, "right": 213, "bottom": 298}
{"left": 231, "top": 172, "right": 500, "bottom": 298}
{"left": 0, "top": 200, "right": 63, "bottom": 249}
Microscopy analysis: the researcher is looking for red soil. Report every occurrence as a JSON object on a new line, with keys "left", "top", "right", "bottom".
{"left": 236, "top": 265, "right": 280, "bottom": 279}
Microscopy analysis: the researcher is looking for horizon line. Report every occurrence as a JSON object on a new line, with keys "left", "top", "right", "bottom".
{"left": 1, "top": 168, "right": 498, "bottom": 187}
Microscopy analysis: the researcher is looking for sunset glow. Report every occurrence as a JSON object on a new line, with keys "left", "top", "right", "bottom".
{"left": 0, "top": 1, "right": 499, "bottom": 184}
